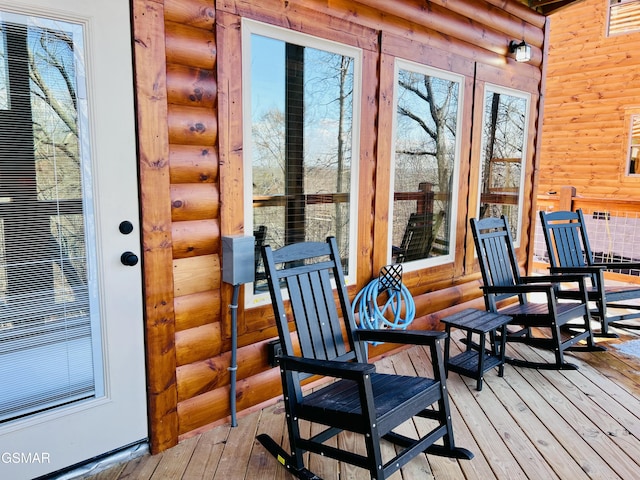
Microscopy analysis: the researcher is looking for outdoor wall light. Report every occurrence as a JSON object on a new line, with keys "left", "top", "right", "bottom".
{"left": 509, "top": 40, "right": 532, "bottom": 62}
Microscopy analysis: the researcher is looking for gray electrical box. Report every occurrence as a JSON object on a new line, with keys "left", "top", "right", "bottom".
{"left": 222, "top": 235, "right": 255, "bottom": 285}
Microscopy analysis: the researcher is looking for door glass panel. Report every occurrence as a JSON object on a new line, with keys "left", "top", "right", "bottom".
{"left": 390, "top": 61, "right": 463, "bottom": 267}
{"left": 0, "top": 13, "right": 100, "bottom": 422}
{"left": 478, "top": 85, "right": 530, "bottom": 243}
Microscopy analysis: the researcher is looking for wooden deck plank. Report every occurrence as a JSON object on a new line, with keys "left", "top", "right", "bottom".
{"left": 444, "top": 392, "right": 498, "bottom": 480}
{"left": 503, "top": 345, "right": 623, "bottom": 479}
{"left": 245, "top": 402, "right": 287, "bottom": 480}
{"left": 561, "top": 352, "right": 640, "bottom": 441}
{"left": 211, "top": 409, "right": 260, "bottom": 480}
{"left": 439, "top": 339, "right": 530, "bottom": 480}
{"left": 460, "top": 371, "right": 561, "bottom": 477}
{"left": 115, "top": 449, "right": 162, "bottom": 479}
{"left": 480, "top": 365, "right": 591, "bottom": 479}
{"left": 308, "top": 419, "right": 340, "bottom": 479}
{"left": 85, "top": 463, "right": 127, "bottom": 480}
{"left": 446, "top": 390, "right": 526, "bottom": 477}
{"left": 182, "top": 421, "right": 230, "bottom": 480}
{"left": 149, "top": 435, "right": 198, "bottom": 479}
{"left": 377, "top": 353, "right": 434, "bottom": 480}
{"left": 514, "top": 344, "right": 640, "bottom": 479}
{"left": 537, "top": 354, "right": 640, "bottom": 460}
{"left": 83, "top": 325, "right": 640, "bottom": 480}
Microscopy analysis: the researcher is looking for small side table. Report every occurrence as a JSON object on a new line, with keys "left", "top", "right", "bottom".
{"left": 441, "top": 308, "right": 511, "bottom": 391}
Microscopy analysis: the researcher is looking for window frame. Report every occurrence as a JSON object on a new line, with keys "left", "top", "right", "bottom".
{"left": 623, "top": 109, "right": 640, "bottom": 177}
{"left": 387, "top": 58, "right": 465, "bottom": 271}
{"left": 241, "top": 18, "right": 363, "bottom": 307}
{"left": 607, "top": 0, "right": 640, "bottom": 37}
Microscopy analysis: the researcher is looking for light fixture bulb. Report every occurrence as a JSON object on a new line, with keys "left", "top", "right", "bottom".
{"left": 509, "top": 40, "right": 531, "bottom": 63}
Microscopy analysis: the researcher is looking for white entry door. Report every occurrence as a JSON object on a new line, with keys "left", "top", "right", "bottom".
{"left": 0, "top": 1, "right": 147, "bottom": 478}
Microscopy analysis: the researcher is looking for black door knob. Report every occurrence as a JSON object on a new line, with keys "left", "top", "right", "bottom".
{"left": 119, "top": 221, "right": 134, "bottom": 234}
{"left": 121, "top": 251, "right": 139, "bottom": 266}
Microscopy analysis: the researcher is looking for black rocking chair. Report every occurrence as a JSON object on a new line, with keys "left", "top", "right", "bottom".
{"left": 540, "top": 208, "right": 640, "bottom": 336}
{"left": 470, "top": 216, "right": 603, "bottom": 370}
{"left": 257, "top": 236, "right": 472, "bottom": 480}
{"left": 393, "top": 211, "right": 445, "bottom": 263}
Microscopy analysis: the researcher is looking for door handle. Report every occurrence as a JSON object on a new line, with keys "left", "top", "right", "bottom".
{"left": 119, "top": 221, "right": 134, "bottom": 234}
{"left": 121, "top": 251, "right": 139, "bottom": 266}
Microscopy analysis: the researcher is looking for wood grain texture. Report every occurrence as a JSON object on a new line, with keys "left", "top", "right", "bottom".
{"left": 170, "top": 183, "right": 219, "bottom": 221}
{"left": 132, "top": 0, "right": 179, "bottom": 455}
{"left": 174, "top": 290, "right": 221, "bottom": 332}
{"left": 166, "top": 64, "right": 217, "bottom": 108}
{"left": 165, "top": 0, "right": 216, "bottom": 30}
{"left": 165, "top": 21, "right": 217, "bottom": 68}
{"left": 169, "top": 144, "right": 218, "bottom": 184}
{"left": 172, "top": 219, "right": 220, "bottom": 258}
{"left": 173, "top": 254, "right": 220, "bottom": 297}
{"left": 539, "top": 0, "right": 640, "bottom": 198}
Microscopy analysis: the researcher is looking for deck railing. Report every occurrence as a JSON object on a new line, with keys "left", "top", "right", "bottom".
{"left": 534, "top": 186, "right": 640, "bottom": 283}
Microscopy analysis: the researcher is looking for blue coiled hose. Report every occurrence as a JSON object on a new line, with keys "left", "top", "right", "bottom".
{"left": 352, "top": 278, "right": 416, "bottom": 339}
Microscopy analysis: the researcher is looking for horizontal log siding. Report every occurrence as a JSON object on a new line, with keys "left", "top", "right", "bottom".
{"left": 134, "top": 0, "right": 547, "bottom": 451}
{"left": 538, "top": 0, "right": 640, "bottom": 199}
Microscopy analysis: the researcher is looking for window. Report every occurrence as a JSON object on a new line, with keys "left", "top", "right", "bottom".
{"left": 242, "top": 20, "right": 361, "bottom": 304}
{"left": 608, "top": 0, "right": 640, "bottom": 36}
{"left": 477, "top": 85, "right": 530, "bottom": 244}
{"left": 628, "top": 114, "right": 640, "bottom": 175}
{"left": 0, "top": 24, "right": 8, "bottom": 109}
{"left": 389, "top": 60, "right": 464, "bottom": 269}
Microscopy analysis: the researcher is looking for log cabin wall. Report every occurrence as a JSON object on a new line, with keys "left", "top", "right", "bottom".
{"left": 132, "top": 0, "right": 548, "bottom": 454}
{"left": 539, "top": 0, "right": 640, "bottom": 199}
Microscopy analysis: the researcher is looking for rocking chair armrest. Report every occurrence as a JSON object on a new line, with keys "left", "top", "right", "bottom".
{"left": 278, "top": 354, "right": 376, "bottom": 380}
{"left": 481, "top": 284, "right": 555, "bottom": 295}
{"left": 355, "top": 329, "right": 446, "bottom": 346}
{"left": 520, "top": 274, "right": 589, "bottom": 285}
{"left": 548, "top": 266, "right": 605, "bottom": 275}
{"left": 592, "top": 261, "right": 640, "bottom": 271}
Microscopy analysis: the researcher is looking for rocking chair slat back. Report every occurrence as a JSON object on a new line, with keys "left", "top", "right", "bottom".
{"left": 471, "top": 217, "right": 523, "bottom": 308}
{"left": 539, "top": 209, "right": 640, "bottom": 335}
{"left": 539, "top": 210, "right": 592, "bottom": 280}
{"left": 263, "top": 238, "right": 361, "bottom": 368}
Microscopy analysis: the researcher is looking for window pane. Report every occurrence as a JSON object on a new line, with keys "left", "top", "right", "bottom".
{"left": 628, "top": 114, "right": 640, "bottom": 175}
{"left": 0, "top": 25, "right": 8, "bottom": 110}
{"left": 247, "top": 24, "right": 359, "bottom": 295}
{"left": 478, "top": 87, "right": 529, "bottom": 242}
{"left": 390, "top": 64, "right": 462, "bottom": 266}
{"left": 609, "top": 0, "right": 640, "bottom": 36}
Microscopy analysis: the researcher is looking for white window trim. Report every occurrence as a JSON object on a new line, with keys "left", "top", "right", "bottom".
{"left": 476, "top": 83, "right": 531, "bottom": 248}
{"left": 625, "top": 112, "right": 640, "bottom": 176}
{"left": 241, "top": 18, "right": 362, "bottom": 307}
{"left": 607, "top": 0, "right": 640, "bottom": 37}
{"left": 387, "top": 58, "right": 465, "bottom": 271}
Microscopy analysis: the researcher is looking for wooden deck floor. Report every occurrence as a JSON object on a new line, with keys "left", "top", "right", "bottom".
{"left": 88, "top": 323, "right": 640, "bottom": 480}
